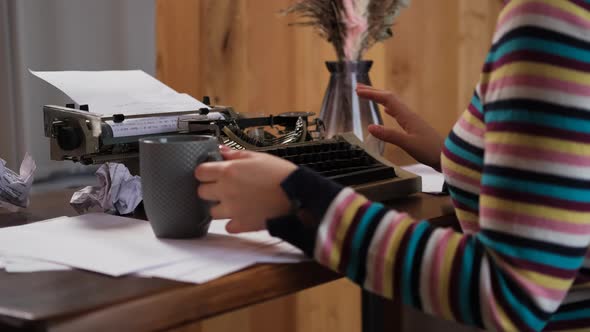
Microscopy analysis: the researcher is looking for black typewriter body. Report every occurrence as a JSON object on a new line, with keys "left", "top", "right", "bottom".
{"left": 257, "top": 133, "right": 421, "bottom": 202}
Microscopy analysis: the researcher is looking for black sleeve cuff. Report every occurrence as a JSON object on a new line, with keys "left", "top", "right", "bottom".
{"left": 265, "top": 167, "right": 344, "bottom": 257}
{"left": 280, "top": 166, "right": 344, "bottom": 221}
{"left": 267, "top": 215, "right": 318, "bottom": 257}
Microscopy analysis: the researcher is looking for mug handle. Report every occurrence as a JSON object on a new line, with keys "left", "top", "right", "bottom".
{"left": 207, "top": 150, "right": 224, "bottom": 162}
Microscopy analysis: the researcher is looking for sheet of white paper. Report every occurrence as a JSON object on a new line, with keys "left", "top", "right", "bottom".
{"left": 30, "top": 70, "right": 210, "bottom": 116}
{"left": 401, "top": 163, "right": 445, "bottom": 193}
{"left": 137, "top": 259, "right": 211, "bottom": 278}
{"left": 104, "top": 112, "right": 226, "bottom": 138}
{"left": 3, "top": 257, "right": 71, "bottom": 273}
{"left": 0, "top": 215, "right": 192, "bottom": 276}
{"left": 208, "top": 221, "right": 283, "bottom": 247}
{"left": 0, "top": 214, "right": 305, "bottom": 279}
{"left": 94, "top": 92, "right": 208, "bottom": 117}
{"left": 255, "top": 242, "right": 310, "bottom": 264}
{"left": 104, "top": 116, "right": 180, "bottom": 137}
{"left": 136, "top": 220, "right": 306, "bottom": 283}
{"left": 136, "top": 250, "right": 304, "bottom": 283}
{"left": 136, "top": 242, "right": 306, "bottom": 282}
{"left": 206, "top": 221, "right": 308, "bottom": 265}
{"left": 174, "top": 260, "right": 254, "bottom": 284}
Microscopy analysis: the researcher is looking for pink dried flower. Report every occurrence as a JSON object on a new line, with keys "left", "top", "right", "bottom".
{"left": 283, "top": 0, "right": 409, "bottom": 61}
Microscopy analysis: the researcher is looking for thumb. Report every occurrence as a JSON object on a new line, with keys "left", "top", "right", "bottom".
{"left": 221, "top": 148, "right": 256, "bottom": 161}
{"left": 225, "top": 218, "right": 260, "bottom": 234}
{"left": 225, "top": 219, "right": 244, "bottom": 233}
{"left": 368, "top": 124, "right": 409, "bottom": 149}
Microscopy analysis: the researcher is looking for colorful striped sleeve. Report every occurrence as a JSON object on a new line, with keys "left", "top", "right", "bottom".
{"left": 269, "top": 1, "right": 590, "bottom": 331}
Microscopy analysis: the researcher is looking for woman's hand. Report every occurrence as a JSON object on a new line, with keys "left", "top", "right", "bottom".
{"left": 195, "top": 147, "right": 297, "bottom": 233}
{"left": 357, "top": 84, "right": 444, "bottom": 171}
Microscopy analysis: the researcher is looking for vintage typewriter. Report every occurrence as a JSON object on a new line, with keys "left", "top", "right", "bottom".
{"left": 44, "top": 103, "right": 421, "bottom": 202}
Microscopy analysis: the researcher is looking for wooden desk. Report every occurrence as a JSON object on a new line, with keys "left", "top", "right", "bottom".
{"left": 0, "top": 190, "right": 454, "bottom": 332}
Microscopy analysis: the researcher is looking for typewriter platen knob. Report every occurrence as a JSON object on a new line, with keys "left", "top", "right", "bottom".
{"left": 56, "top": 125, "right": 83, "bottom": 151}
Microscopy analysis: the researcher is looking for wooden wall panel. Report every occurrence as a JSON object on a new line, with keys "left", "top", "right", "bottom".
{"left": 156, "top": 0, "right": 201, "bottom": 98}
{"left": 156, "top": 1, "right": 502, "bottom": 331}
{"left": 157, "top": 0, "right": 501, "bottom": 165}
{"left": 383, "top": 2, "right": 461, "bottom": 164}
{"left": 166, "top": 279, "right": 361, "bottom": 332}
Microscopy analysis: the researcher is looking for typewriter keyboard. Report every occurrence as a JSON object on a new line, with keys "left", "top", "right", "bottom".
{"left": 261, "top": 137, "right": 397, "bottom": 187}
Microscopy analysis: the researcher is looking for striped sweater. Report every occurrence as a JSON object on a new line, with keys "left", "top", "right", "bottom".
{"left": 267, "top": 1, "right": 590, "bottom": 331}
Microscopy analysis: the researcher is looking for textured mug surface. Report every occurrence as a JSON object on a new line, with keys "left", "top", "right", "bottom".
{"left": 140, "top": 135, "right": 221, "bottom": 238}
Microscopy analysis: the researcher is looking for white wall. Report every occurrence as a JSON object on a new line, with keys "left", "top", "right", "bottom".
{"left": 0, "top": 0, "right": 155, "bottom": 180}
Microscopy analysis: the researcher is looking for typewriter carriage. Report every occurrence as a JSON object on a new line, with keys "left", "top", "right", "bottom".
{"left": 43, "top": 105, "right": 325, "bottom": 166}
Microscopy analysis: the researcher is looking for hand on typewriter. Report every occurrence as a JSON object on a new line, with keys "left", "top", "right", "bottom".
{"left": 356, "top": 84, "right": 444, "bottom": 171}
{"left": 195, "top": 147, "right": 297, "bottom": 233}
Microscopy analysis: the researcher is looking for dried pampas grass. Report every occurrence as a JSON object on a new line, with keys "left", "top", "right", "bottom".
{"left": 282, "top": 0, "right": 409, "bottom": 61}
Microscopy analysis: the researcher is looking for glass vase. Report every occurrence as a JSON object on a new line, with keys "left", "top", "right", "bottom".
{"left": 319, "top": 60, "right": 384, "bottom": 155}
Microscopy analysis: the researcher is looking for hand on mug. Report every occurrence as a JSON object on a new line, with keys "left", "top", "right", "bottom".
{"left": 195, "top": 147, "right": 298, "bottom": 233}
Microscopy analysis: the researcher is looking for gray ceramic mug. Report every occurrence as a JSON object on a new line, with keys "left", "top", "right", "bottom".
{"left": 139, "top": 135, "right": 222, "bottom": 238}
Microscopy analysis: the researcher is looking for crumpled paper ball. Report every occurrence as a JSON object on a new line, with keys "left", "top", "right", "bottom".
{"left": 70, "top": 163, "right": 142, "bottom": 215}
{"left": 0, "top": 154, "right": 36, "bottom": 211}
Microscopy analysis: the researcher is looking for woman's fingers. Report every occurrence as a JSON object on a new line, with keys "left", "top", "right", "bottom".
{"left": 356, "top": 87, "right": 392, "bottom": 106}
{"left": 356, "top": 88, "right": 409, "bottom": 117}
{"left": 197, "top": 183, "right": 219, "bottom": 201}
{"left": 210, "top": 202, "right": 232, "bottom": 220}
{"left": 221, "top": 149, "right": 256, "bottom": 161}
{"left": 225, "top": 219, "right": 246, "bottom": 233}
{"left": 195, "top": 150, "right": 257, "bottom": 182}
{"left": 194, "top": 161, "right": 228, "bottom": 182}
{"left": 368, "top": 124, "right": 408, "bottom": 148}
{"left": 356, "top": 83, "right": 378, "bottom": 91}
{"left": 198, "top": 183, "right": 235, "bottom": 219}
{"left": 195, "top": 151, "right": 298, "bottom": 234}
{"left": 225, "top": 218, "right": 264, "bottom": 234}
